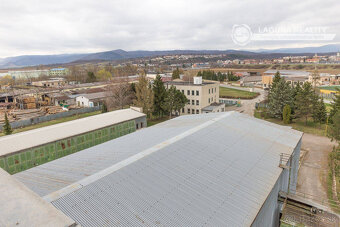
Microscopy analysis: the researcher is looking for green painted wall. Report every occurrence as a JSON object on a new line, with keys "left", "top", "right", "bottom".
{"left": 1, "top": 120, "right": 136, "bottom": 174}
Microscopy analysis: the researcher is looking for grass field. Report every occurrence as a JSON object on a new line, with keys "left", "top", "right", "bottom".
{"left": 219, "top": 86, "right": 259, "bottom": 99}
{"left": 254, "top": 109, "right": 327, "bottom": 136}
{"left": 147, "top": 116, "right": 169, "bottom": 127}
{"left": 0, "top": 110, "right": 102, "bottom": 137}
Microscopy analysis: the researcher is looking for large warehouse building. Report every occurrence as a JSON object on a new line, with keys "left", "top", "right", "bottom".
{"left": 0, "top": 108, "right": 146, "bottom": 174}
{"left": 1, "top": 111, "right": 302, "bottom": 226}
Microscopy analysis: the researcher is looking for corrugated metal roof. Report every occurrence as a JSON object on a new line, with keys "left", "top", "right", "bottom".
{"left": 0, "top": 108, "right": 145, "bottom": 156}
{"left": 15, "top": 111, "right": 302, "bottom": 226}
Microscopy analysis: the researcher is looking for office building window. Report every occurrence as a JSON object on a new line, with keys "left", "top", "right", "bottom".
{"left": 196, "top": 109, "right": 199, "bottom": 114}
{"left": 192, "top": 109, "right": 195, "bottom": 114}
{"left": 196, "top": 90, "right": 199, "bottom": 96}
{"left": 187, "top": 90, "right": 190, "bottom": 95}
{"left": 192, "top": 100, "right": 195, "bottom": 105}
{"left": 187, "top": 99, "right": 190, "bottom": 104}
{"left": 191, "top": 90, "right": 194, "bottom": 95}
{"left": 182, "top": 90, "right": 184, "bottom": 94}
{"left": 188, "top": 109, "right": 190, "bottom": 114}
{"left": 215, "top": 87, "right": 216, "bottom": 92}
{"left": 196, "top": 100, "right": 199, "bottom": 105}
{"left": 208, "top": 98, "right": 210, "bottom": 103}
{"left": 209, "top": 89, "right": 210, "bottom": 94}
{"left": 212, "top": 89, "right": 213, "bottom": 94}
{"left": 182, "top": 108, "right": 184, "bottom": 113}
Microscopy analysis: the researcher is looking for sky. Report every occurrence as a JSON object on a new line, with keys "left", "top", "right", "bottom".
{"left": 0, "top": 0, "right": 339, "bottom": 58}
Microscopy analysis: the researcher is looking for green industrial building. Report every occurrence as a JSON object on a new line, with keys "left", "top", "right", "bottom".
{"left": 0, "top": 108, "right": 146, "bottom": 174}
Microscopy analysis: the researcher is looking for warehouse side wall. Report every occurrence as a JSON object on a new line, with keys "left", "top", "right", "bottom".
{"left": 251, "top": 142, "right": 301, "bottom": 227}
{"left": 0, "top": 116, "right": 146, "bottom": 174}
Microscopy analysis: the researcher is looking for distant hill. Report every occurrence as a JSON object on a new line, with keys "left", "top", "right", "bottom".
{"left": 0, "top": 49, "right": 261, "bottom": 68}
{"left": 1, "top": 44, "right": 340, "bottom": 69}
{"left": 255, "top": 44, "right": 340, "bottom": 54}
{"left": 0, "top": 54, "right": 88, "bottom": 69}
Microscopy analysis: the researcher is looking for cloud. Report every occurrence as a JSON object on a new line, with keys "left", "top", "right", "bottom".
{"left": 0, "top": 0, "right": 339, "bottom": 57}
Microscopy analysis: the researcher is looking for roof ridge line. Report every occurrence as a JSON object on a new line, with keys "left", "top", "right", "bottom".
{"left": 43, "top": 112, "right": 232, "bottom": 203}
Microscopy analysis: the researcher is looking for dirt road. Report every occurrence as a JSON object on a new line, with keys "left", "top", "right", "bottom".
{"left": 296, "top": 133, "right": 337, "bottom": 206}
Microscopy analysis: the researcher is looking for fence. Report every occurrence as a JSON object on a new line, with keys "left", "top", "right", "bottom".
{"left": 0, "top": 106, "right": 101, "bottom": 131}
{"left": 219, "top": 99, "right": 238, "bottom": 106}
{"left": 255, "top": 102, "right": 268, "bottom": 109}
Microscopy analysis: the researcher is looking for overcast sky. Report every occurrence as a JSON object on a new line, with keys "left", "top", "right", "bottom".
{"left": 0, "top": 0, "right": 339, "bottom": 58}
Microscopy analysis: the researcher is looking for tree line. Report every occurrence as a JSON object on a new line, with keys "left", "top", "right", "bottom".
{"left": 267, "top": 71, "right": 328, "bottom": 125}
{"left": 265, "top": 71, "right": 339, "bottom": 145}
{"left": 134, "top": 74, "right": 188, "bottom": 119}
{"left": 196, "top": 70, "right": 239, "bottom": 82}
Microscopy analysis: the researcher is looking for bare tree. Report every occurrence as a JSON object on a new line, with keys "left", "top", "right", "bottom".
{"left": 106, "top": 79, "right": 134, "bottom": 110}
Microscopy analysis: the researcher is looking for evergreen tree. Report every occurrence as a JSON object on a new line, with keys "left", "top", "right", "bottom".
{"left": 174, "top": 89, "right": 188, "bottom": 115}
{"left": 133, "top": 75, "right": 154, "bottom": 118}
{"left": 172, "top": 68, "right": 180, "bottom": 80}
{"left": 295, "top": 82, "right": 315, "bottom": 124}
{"left": 101, "top": 102, "right": 108, "bottom": 113}
{"left": 153, "top": 74, "right": 167, "bottom": 118}
{"left": 3, "top": 113, "right": 12, "bottom": 135}
{"left": 267, "top": 72, "right": 294, "bottom": 119}
{"left": 86, "top": 71, "right": 96, "bottom": 83}
{"left": 292, "top": 82, "right": 302, "bottom": 113}
{"left": 329, "top": 88, "right": 340, "bottom": 124}
{"left": 162, "top": 85, "right": 177, "bottom": 119}
{"left": 130, "top": 82, "right": 136, "bottom": 93}
{"left": 283, "top": 105, "right": 291, "bottom": 124}
{"left": 313, "top": 97, "right": 327, "bottom": 125}
{"left": 272, "top": 71, "right": 281, "bottom": 84}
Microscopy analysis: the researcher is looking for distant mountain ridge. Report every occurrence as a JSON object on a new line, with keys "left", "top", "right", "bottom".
{"left": 254, "top": 44, "right": 340, "bottom": 54}
{"left": 1, "top": 44, "right": 339, "bottom": 69}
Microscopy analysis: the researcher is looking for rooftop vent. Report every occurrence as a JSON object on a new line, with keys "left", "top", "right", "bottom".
{"left": 193, "top": 76, "right": 202, "bottom": 85}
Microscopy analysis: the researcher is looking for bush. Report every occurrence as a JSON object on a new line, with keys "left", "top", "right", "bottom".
{"left": 283, "top": 105, "right": 291, "bottom": 124}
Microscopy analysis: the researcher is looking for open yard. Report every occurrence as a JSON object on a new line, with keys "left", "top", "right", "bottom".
{"left": 0, "top": 110, "right": 102, "bottom": 137}
{"left": 219, "top": 86, "right": 259, "bottom": 99}
{"left": 147, "top": 116, "right": 169, "bottom": 127}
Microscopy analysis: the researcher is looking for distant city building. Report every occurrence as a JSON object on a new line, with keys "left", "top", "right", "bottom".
{"left": 262, "top": 70, "right": 310, "bottom": 88}
{"left": 49, "top": 68, "right": 69, "bottom": 77}
{"left": 8, "top": 70, "right": 49, "bottom": 79}
{"left": 76, "top": 92, "right": 107, "bottom": 107}
{"left": 192, "top": 62, "right": 210, "bottom": 69}
{"left": 31, "top": 78, "right": 66, "bottom": 87}
{"left": 165, "top": 77, "right": 224, "bottom": 115}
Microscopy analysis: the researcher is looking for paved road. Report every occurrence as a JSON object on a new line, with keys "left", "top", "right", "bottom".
{"left": 296, "top": 133, "right": 337, "bottom": 207}
{"left": 220, "top": 84, "right": 267, "bottom": 116}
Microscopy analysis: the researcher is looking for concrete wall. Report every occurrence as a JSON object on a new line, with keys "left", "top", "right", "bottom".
{"left": 0, "top": 116, "right": 146, "bottom": 174}
{"left": 251, "top": 140, "right": 301, "bottom": 227}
